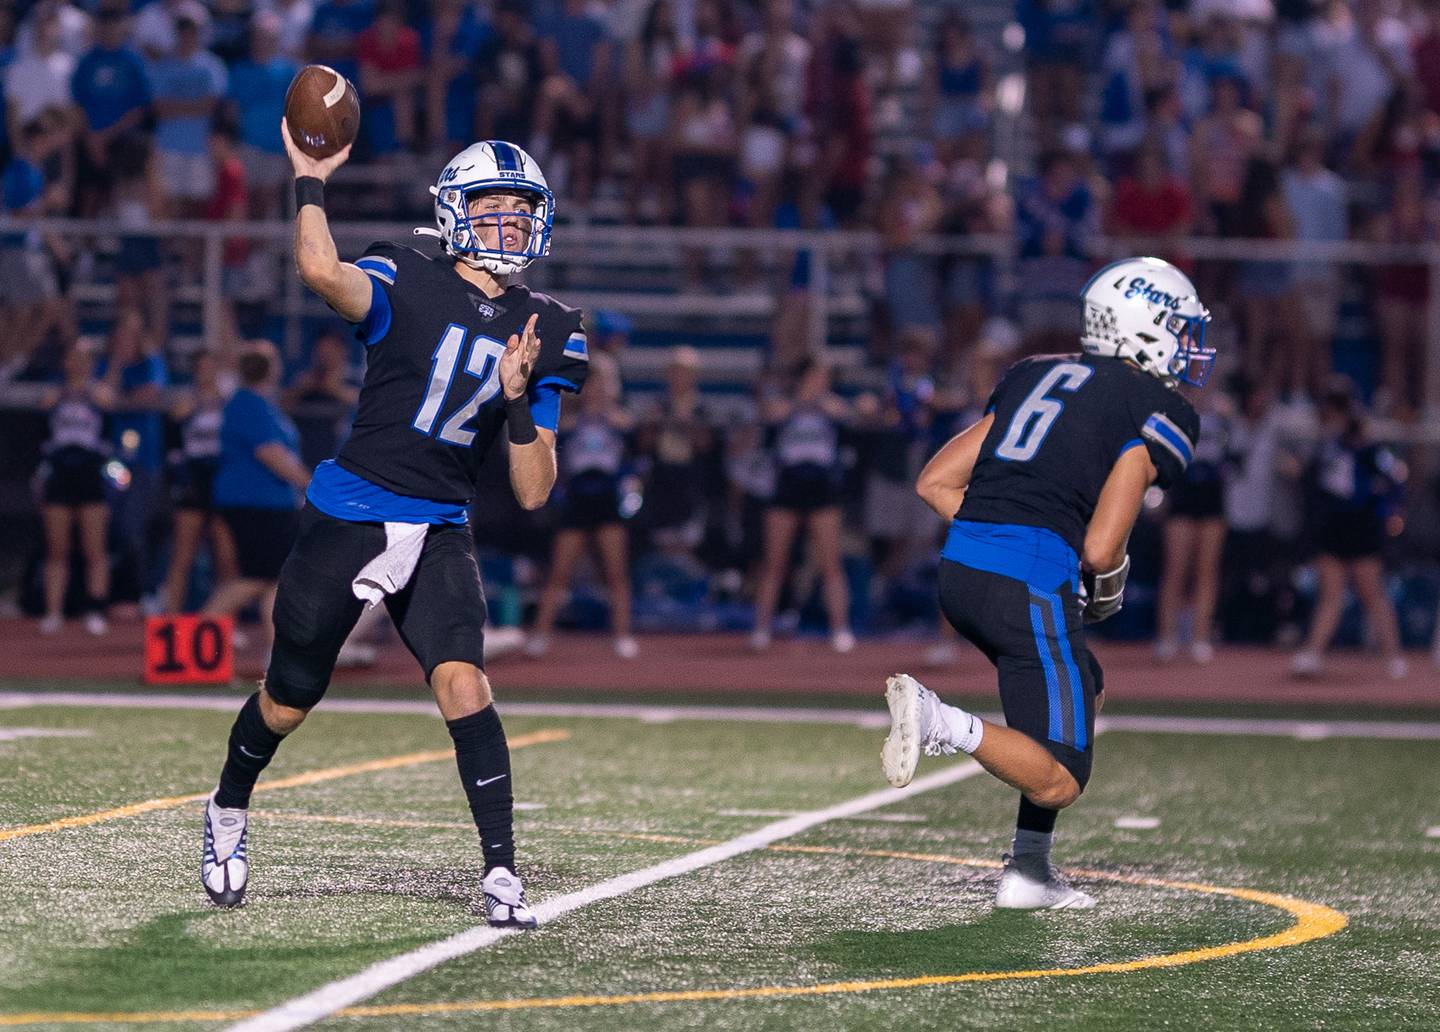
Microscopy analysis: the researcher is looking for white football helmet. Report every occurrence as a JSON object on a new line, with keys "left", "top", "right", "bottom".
{"left": 1080, "top": 257, "right": 1214, "bottom": 387}
{"left": 416, "top": 140, "right": 553, "bottom": 276}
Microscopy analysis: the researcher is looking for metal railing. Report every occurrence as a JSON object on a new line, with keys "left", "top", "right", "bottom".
{"left": 4, "top": 217, "right": 1440, "bottom": 414}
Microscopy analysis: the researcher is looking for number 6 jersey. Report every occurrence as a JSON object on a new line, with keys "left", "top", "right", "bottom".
{"left": 957, "top": 353, "right": 1200, "bottom": 554}
{"left": 334, "top": 239, "right": 590, "bottom": 506}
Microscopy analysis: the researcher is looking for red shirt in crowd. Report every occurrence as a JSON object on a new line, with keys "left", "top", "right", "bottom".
{"left": 206, "top": 155, "right": 249, "bottom": 267}
{"left": 358, "top": 23, "right": 422, "bottom": 74}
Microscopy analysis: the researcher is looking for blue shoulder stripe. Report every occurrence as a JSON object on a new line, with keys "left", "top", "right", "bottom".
{"left": 356, "top": 256, "right": 396, "bottom": 286}
{"left": 1142, "top": 412, "right": 1194, "bottom": 467}
{"left": 562, "top": 332, "right": 588, "bottom": 361}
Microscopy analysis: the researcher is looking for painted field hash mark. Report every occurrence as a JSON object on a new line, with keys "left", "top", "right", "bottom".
{"left": 0, "top": 841, "right": 1348, "bottom": 1026}
{"left": 0, "top": 729, "right": 570, "bottom": 843}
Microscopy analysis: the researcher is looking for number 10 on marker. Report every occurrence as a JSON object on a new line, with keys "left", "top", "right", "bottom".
{"left": 144, "top": 615, "right": 234, "bottom": 685}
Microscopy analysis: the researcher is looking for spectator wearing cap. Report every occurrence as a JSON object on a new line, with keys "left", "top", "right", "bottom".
{"left": 204, "top": 340, "right": 309, "bottom": 655}
{"left": 357, "top": 0, "right": 422, "bottom": 156}
{"left": 71, "top": 3, "right": 151, "bottom": 217}
{"left": 228, "top": 12, "right": 298, "bottom": 217}
{"left": 133, "top": 0, "right": 210, "bottom": 61}
{"left": 149, "top": 13, "right": 228, "bottom": 214}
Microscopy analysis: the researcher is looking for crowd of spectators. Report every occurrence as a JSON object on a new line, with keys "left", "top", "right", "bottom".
{"left": 4, "top": 0, "right": 1440, "bottom": 670}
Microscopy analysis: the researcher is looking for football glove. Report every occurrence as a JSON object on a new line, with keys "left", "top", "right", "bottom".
{"left": 1081, "top": 555, "right": 1130, "bottom": 624}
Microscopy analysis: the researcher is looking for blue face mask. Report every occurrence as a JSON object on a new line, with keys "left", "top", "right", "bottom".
{"left": 1166, "top": 312, "right": 1215, "bottom": 387}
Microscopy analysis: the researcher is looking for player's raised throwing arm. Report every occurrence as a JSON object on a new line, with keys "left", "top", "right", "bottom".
{"left": 280, "top": 118, "right": 371, "bottom": 322}
{"left": 916, "top": 412, "right": 995, "bottom": 520}
{"left": 501, "top": 314, "right": 558, "bottom": 510}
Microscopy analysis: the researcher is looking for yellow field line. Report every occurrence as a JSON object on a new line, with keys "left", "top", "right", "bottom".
{"left": 0, "top": 729, "right": 570, "bottom": 844}
{"left": 0, "top": 835, "right": 1347, "bottom": 1026}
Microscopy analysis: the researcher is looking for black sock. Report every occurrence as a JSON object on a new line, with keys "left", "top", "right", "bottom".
{"left": 447, "top": 706, "right": 515, "bottom": 875}
{"left": 1017, "top": 796, "right": 1058, "bottom": 834}
{"left": 215, "top": 692, "right": 286, "bottom": 809}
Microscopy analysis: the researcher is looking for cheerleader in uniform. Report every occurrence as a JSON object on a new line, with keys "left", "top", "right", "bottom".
{"left": 528, "top": 364, "right": 638, "bottom": 659}
{"left": 163, "top": 352, "right": 238, "bottom": 612}
{"left": 38, "top": 345, "right": 115, "bottom": 635}
{"left": 751, "top": 358, "right": 855, "bottom": 653}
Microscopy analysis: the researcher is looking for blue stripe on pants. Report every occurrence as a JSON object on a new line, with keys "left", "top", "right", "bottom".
{"left": 1046, "top": 592, "right": 1087, "bottom": 749}
{"left": 1029, "top": 599, "right": 1062, "bottom": 744}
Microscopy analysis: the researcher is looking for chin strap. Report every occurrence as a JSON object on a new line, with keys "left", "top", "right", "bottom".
{"left": 412, "top": 227, "right": 444, "bottom": 240}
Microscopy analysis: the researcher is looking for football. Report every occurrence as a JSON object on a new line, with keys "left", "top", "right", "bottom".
{"left": 283, "top": 64, "right": 360, "bottom": 160}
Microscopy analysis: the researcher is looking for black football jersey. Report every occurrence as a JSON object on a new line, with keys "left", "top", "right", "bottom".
{"left": 337, "top": 240, "right": 589, "bottom": 504}
{"left": 957, "top": 353, "right": 1200, "bottom": 554}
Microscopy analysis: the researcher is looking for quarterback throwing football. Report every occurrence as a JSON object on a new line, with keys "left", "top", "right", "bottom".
{"left": 883, "top": 257, "right": 1209, "bottom": 909}
{"left": 200, "top": 125, "right": 588, "bottom": 926}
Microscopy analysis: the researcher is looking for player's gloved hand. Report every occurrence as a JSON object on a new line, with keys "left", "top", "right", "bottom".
{"left": 1081, "top": 555, "right": 1130, "bottom": 624}
{"left": 500, "top": 313, "right": 542, "bottom": 400}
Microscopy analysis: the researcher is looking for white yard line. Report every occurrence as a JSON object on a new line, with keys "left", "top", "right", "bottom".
{"left": 4, "top": 690, "right": 1440, "bottom": 740}
{"left": 222, "top": 759, "right": 985, "bottom": 1032}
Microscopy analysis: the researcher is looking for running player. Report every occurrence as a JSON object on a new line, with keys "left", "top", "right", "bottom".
{"left": 200, "top": 127, "right": 589, "bottom": 927}
{"left": 881, "top": 257, "right": 1210, "bottom": 909}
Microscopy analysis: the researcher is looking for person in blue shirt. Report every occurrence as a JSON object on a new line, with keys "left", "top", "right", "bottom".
{"left": 148, "top": 14, "right": 228, "bottom": 212}
{"left": 71, "top": 2, "right": 151, "bottom": 217}
{"left": 203, "top": 340, "right": 310, "bottom": 648}
{"left": 227, "top": 13, "right": 298, "bottom": 217}
{"left": 421, "top": 0, "right": 491, "bottom": 153}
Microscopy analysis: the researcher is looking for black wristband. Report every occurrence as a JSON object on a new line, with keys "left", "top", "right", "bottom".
{"left": 506, "top": 395, "right": 538, "bottom": 445}
{"left": 294, "top": 176, "right": 325, "bottom": 210}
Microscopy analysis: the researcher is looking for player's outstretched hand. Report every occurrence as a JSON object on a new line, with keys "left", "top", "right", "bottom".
{"left": 280, "top": 117, "right": 352, "bottom": 182}
{"left": 501, "top": 314, "right": 542, "bottom": 400}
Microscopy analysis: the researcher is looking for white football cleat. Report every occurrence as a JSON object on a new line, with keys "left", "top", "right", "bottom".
{"left": 201, "top": 792, "right": 249, "bottom": 907}
{"left": 881, "top": 674, "right": 955, "bottom": 788}
{"left": 831, "top": 629, "right": 856, "bottom": 654}
{"left": 482, "top": 866, "right": 538, "bottom": 929}
{"left": 83, "top": 612, "right": 109, "bottom": 636}
{"left": 994, "top": 852, "right": 1095, "bottom": 910}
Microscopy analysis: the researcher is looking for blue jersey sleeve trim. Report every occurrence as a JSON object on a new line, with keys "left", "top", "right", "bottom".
{"left": 529, "top": 384, "right": 562, "bottom": 431}
{"left": 356, "top": 256, "right": 397, "bottom": 285}
{"left": 1118, "top": 437, "right": 1144, "bottom": 458}
{"left": 355, "top": 275, "right": 393, "bottom": 346}
{"left": 536, "top": 374, "right": 580, "bottom": 393}
{"left": 1142, "top": 413, "right": 1193, "bottom": 468}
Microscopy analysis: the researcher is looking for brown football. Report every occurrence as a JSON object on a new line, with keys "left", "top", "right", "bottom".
{"left": 283, "top": 65, "right": 360, "bottom": 159}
